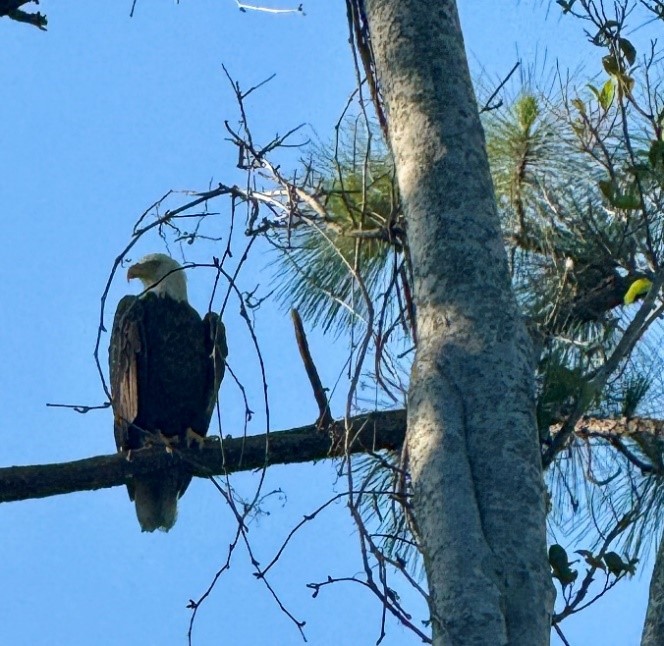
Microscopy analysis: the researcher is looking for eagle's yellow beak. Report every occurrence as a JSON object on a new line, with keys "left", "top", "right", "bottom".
{"left": 127, "top": 261, "right": 150, "bottom": 282}
{"left": 127, "top": 265, "right": 138, "bottom": 282}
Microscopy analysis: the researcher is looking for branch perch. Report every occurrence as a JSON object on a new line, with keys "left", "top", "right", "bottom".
{"left": 0, "top": 410, "right": 406, "bottom": 503}
{"left": 2, "top": 412, "right": 663, "bottom": 504}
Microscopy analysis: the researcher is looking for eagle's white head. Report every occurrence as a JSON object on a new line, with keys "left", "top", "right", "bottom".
{"left": 127, "top": 253, "right": 188, "bottom": 302}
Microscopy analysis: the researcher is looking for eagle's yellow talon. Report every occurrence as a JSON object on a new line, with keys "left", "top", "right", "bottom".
{"left": 185, "top": 427, "right": 205, "bottom": 449}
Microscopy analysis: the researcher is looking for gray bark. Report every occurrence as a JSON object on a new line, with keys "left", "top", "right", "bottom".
{"left": 642, "top": 533, "right": 664, "bottom": 645}
{"left": 363, "top": 1, "right": 554, "bottom": 644}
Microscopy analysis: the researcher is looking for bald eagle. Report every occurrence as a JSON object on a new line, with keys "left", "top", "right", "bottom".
{"left": 109, "top": 254, "right": 227, "bottom": 532}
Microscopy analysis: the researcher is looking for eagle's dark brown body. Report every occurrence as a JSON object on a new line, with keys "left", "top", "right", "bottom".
{"left": 109, "top": 290, "right": 226, "bottom": 531}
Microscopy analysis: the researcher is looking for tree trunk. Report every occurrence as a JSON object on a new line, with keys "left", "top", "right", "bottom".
{"left": 642, "top": 533, "right": 664, "bottom": 645}
{"left": 363, "top": 1, "right": 554, "bottom": 643}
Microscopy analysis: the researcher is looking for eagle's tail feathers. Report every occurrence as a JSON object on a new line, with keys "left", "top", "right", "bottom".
{"left": 132, "top": 476, "right": 178, "bottom": 532}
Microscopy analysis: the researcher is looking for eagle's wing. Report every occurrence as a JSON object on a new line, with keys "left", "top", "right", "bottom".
{"left": 109, "top": 295, "right": 146, "bottom": 452}
{"left": 202, "top": 312, "right": 228, "bottom": 430}
{"left": 175, "top": 312, "right": 227, "bottom": 501}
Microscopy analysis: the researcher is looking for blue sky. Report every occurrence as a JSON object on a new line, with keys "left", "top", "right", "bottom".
{"left": 0, "top": 1, "right": 651, "bottom": 644}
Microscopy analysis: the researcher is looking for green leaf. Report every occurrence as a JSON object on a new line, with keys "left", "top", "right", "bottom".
{"left": 602, "top": 55, "right": 621, "bottom": 76}
{"left": 624, "top": 278, "right": 653, "bottom": 305}
{"left": 588, "top": 80, "right": 615, "bottom": 111}
{"left": 599, "top": 79, "right": 615, "bottom": 110}
{"left": 619, "top": 38, "right": 637, "bottom": 66}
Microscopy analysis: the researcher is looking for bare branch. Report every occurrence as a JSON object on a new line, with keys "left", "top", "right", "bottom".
{"left": 479, "top": 61, "right": 520, "bottom": 114}
{"left": 291, "top": 309, "right": 333, "bottom": 427}
{"left": 0, "top": 410, "right": 407, "bottom": 504}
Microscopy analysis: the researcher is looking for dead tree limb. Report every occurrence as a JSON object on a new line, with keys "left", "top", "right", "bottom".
{"left": 2, "top": 412, "right": 663, "bottom": 505}
{"left": 0, "top": 0, "right": 47, "bottom": 30}
{"left": 290, "top": 308, "right": 333, "bottom": 428}
{"left": 0, "top": 410, "right": 406, "bottom": 503}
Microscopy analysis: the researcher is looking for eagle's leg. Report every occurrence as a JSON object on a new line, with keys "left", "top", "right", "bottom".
{"left": 184, "top": 427, "right": 206, "bottom": 449}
